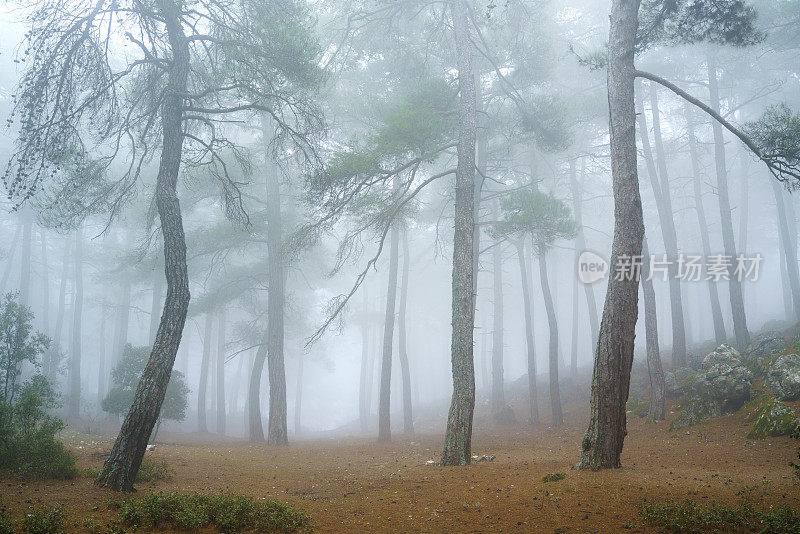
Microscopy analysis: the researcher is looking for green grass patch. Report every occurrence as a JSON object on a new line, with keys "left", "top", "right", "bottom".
{"left": 541, "top": 473, "right": 566, "bottom": 483}
{"left": 639, "top": 498, "right": 800, "bottom": 533}
{"left": 19, "top": 505, "right": 65, "bottom": 534}
{"left": 118, "top": 492, "right": 312, "bottom": 532}
{"left": 136, "top": 459, "right": 173, "bottom": 483}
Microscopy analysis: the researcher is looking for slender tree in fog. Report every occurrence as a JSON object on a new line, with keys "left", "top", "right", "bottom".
{"left": 640, "top": 236, "right": 665, "bottom": 422}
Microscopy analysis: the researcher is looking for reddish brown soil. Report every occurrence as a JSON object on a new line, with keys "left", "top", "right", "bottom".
{"left": 2, "top": 404, "right": 799, "bottom": 533}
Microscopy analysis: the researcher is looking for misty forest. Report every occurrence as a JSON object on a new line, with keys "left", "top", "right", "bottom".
{"left": 0, "top": 0, "right": 800, "bottom": 532}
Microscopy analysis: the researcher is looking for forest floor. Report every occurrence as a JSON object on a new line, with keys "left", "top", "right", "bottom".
{"left": 2, "top": 398, "right": 799, "bottom": 533}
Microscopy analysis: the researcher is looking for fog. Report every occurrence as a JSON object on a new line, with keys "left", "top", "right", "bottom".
{"left": 0, "top": 0, "right": 798, "bottom": 444}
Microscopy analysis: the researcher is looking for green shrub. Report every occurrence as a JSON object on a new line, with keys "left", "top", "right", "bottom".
{"left": 639, "top": 498, "right": 800, "bottom": 533}
{"left": 541, "top": 473, "right": 566, "bottom": 483}
{"left": 0, "top": 295, "right": 75, "bottom": 480}
{"left": 120, "top": 492, "right": 311, "bottom": 532}
{"left": 20, "top": 506, "right": 65, "bottom": 534}
{"left": 136, "top": 459, "right": 173, "bottom": 483}
{"left": 0, "top": 506, "right": 14, "bottom": 534}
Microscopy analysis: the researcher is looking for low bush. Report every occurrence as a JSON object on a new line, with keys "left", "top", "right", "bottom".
{"left": 119, "top": 492, "right": 312, "bottom": 532}
{"left": 136, "top": 459, "right": 173, "bottom": 483}
{"left": 19, "top": 505, "right": 65, "bottom": 534}
{"left": 639, "top": 498, "right": 800, "bottom": 533}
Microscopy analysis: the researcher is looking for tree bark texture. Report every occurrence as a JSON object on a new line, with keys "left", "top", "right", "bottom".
{"left": 641, "top": 236, "right": 665, "bottom": 422}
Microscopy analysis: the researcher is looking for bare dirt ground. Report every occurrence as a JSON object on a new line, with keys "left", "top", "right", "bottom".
{"left": 2, "top": 399, "right": 799, "bottom": 533}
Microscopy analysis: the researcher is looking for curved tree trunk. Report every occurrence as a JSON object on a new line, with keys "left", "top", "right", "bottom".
{"left": 68, "top": 226, "right": 83, "bottom": 420}
{"left": 707, "top": 54, "right": 750, "bottom": 350}
{"left": 264, "top": 118, "right": 288, "bottom": 447}
{"left": 216, "top": 308, "right": 226, "bottom": 435}
{"left": 538, "top": 250, "right": 562, "bottom": 428}
{"left": 398, "top": 229, "right": 413, "bottom": 435}
{"left": 491, "top": 201, "right": 506, "bottom": 419}
{"left": 686, "top": 107, "right": 727, "bottom": 343}
{"left": 516, "top": 239, "right": 539, "bottom": 424}
{"left": 641, "top": 236, "right": 665, "bottom": 422}
{"left": 442, "top": 0, "right": 476, "bottom": 466}
{"left": 198, "top": 312, "right": 213, "bottom": 433}
{"left": 578, "top": 0, "right": 643, "bottom": 470}
{"left": 378, "top": 213, "right": 399, "bottom": 443}
{"left": 95, "top": 6, "right": 190, "bottom": 490}
{"left": 148, "top": 265, "right": 164, "bottom": 346}
{"left": 248, "top": 343, "right": 268, "bottom": 441}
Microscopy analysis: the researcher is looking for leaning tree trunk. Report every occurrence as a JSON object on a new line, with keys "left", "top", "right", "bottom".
{"left": 569, "top": 158, "right": 600, "bottom": 369}
{"left": 95, "top": 6, "right": 190, "bottom": 490}
{"left": 647, "top": 83, "right": 687, "bottom": 366}
{"left": 377, "top": 212, "right": 400, "bottom": 443}
{"left": 216, "top": 308, "right": 226, "bottom": 435}
{"left": 148, "top": 264, "right": 164, "bottom": 346}
{"left": 538, "top": 249, "right": 562, "bottom": 428}
{"left": 398, "top": 229, "right": 413, "bottom": 435}
{"left": 18, "top": 207, "right": 33, "bottom": 308}
{"left": 441, "top": 0, "right": 477, "bottom": 466}
{"left": 686, "top": 107, "right": 727, "bottom": 343}
{"left": 264, "top": 118, "right": 288, "bottom": 446}
{"left": 707, "top": 54, "right": 750, "bottom": 350}
{"left": 641, "top": 236, "right": 665, "bottom": 422}
{"left": 516, "top": 239, "right": 539, "bottom": 425}
{"left": 578, "top": 0, "right": 643, "bottom": 470}
{"left": 198, "top": 312, "right": 213, "bottom": 433}
{"left": 68, "top": 226, "right": 83, "bottom": 420}
{"left": 491, "top": 202, "right": 506, "bottom": 419}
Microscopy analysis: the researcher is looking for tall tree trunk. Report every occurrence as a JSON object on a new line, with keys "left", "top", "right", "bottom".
{"left": 647, "top": 83, "right": 687, "bottom": 366}
{"left": 780, "top": 239, "right": 794, "bottom": 319}
{"left": 294, "top": 351, "right": 303, "bottom": 435}
{"left": 491, "top": 201, "right": 506, "bottom": 418}
{"left": 47, "top": 241, "right": 70, "bottom": 381}
{"left": 707, "top": 54, "right": 750, "bottom": 350}
{"left": 516, "top": 239, "right": 539, "bottom": 425}
{"left": 112, "top": 281, "right": 131, "bottom": 370}
{"left": 569, "top": 158, "right": 600, "bottom": 367}
{"left": 198, "top": 312, "right": 213, "bottom": 433}
{"left": 248, "top": 343, "right": 267, "bottom": 441}
{"left": 264, "top": 122, "right": 288, "bottom": 447}
{"left": 538, "top": 250, "right": 562, "bottom": 427}
{"left": 148, "top": 265, "right": 164, "bottom": 346}
{"left": 68, "top": 226, "right": 83, "bottom": 419}
{"left": 97, "top": 295, "right": 108, "bottom": 406}
{"left": 442, "top": 0, "right": 476, "bottom": 466}
{"left": 39, "top": 230, "right": 50, "bottom": 335}
{"left": 786, "top": 194, "right": 799, "bottom": 319}
{"left": 686, "top": 107, "right": 727, "bottom": 342}
{"left": 398, "top": 229, "right": 413, "bottom": 435}
{"left": 0, "top": 222, "right": 22, "bottom": 296}
{"left": 378, "top": 213, "right": 399, "bottom": 442}
{"left": 216, "top": 308, "right": 226, "bottom": 435}
{"left": 18, "top": 207, "right": 33, "bottom": 308}
{"left": 96, "top": 5, "right": 191, "bottom": 490}
{"left": 578, "top": 0, "right": 643, "bottom": 470}
{"left": 641, "top": 236, "right": 665, "bottom": 422}
{"left": 359, "top": 286, "right": 369, "bottom": 431}
{"left": 772, "top": 179, "right": 800, "bottom": 314}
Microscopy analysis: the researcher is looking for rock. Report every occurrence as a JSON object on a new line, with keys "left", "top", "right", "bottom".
{"left": 686, "top": 351, "right": 704, "bottom": 370}
{"left": 747, "top": 398, "right": 799, "bottom": 439}
{"left": 743, "top": 331, "right": 786, "bottom": 366}
{"left": 698, "top": 344, "right": 752, "bottom": 410}
{"left": 767, "top": 353, "right": 800, "bottom": 401}
{"left": 664, "top": 368, "right": 694, "bottom": 398}
{"left": 670, "top": 396, "right": 722, "bottom": 430}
